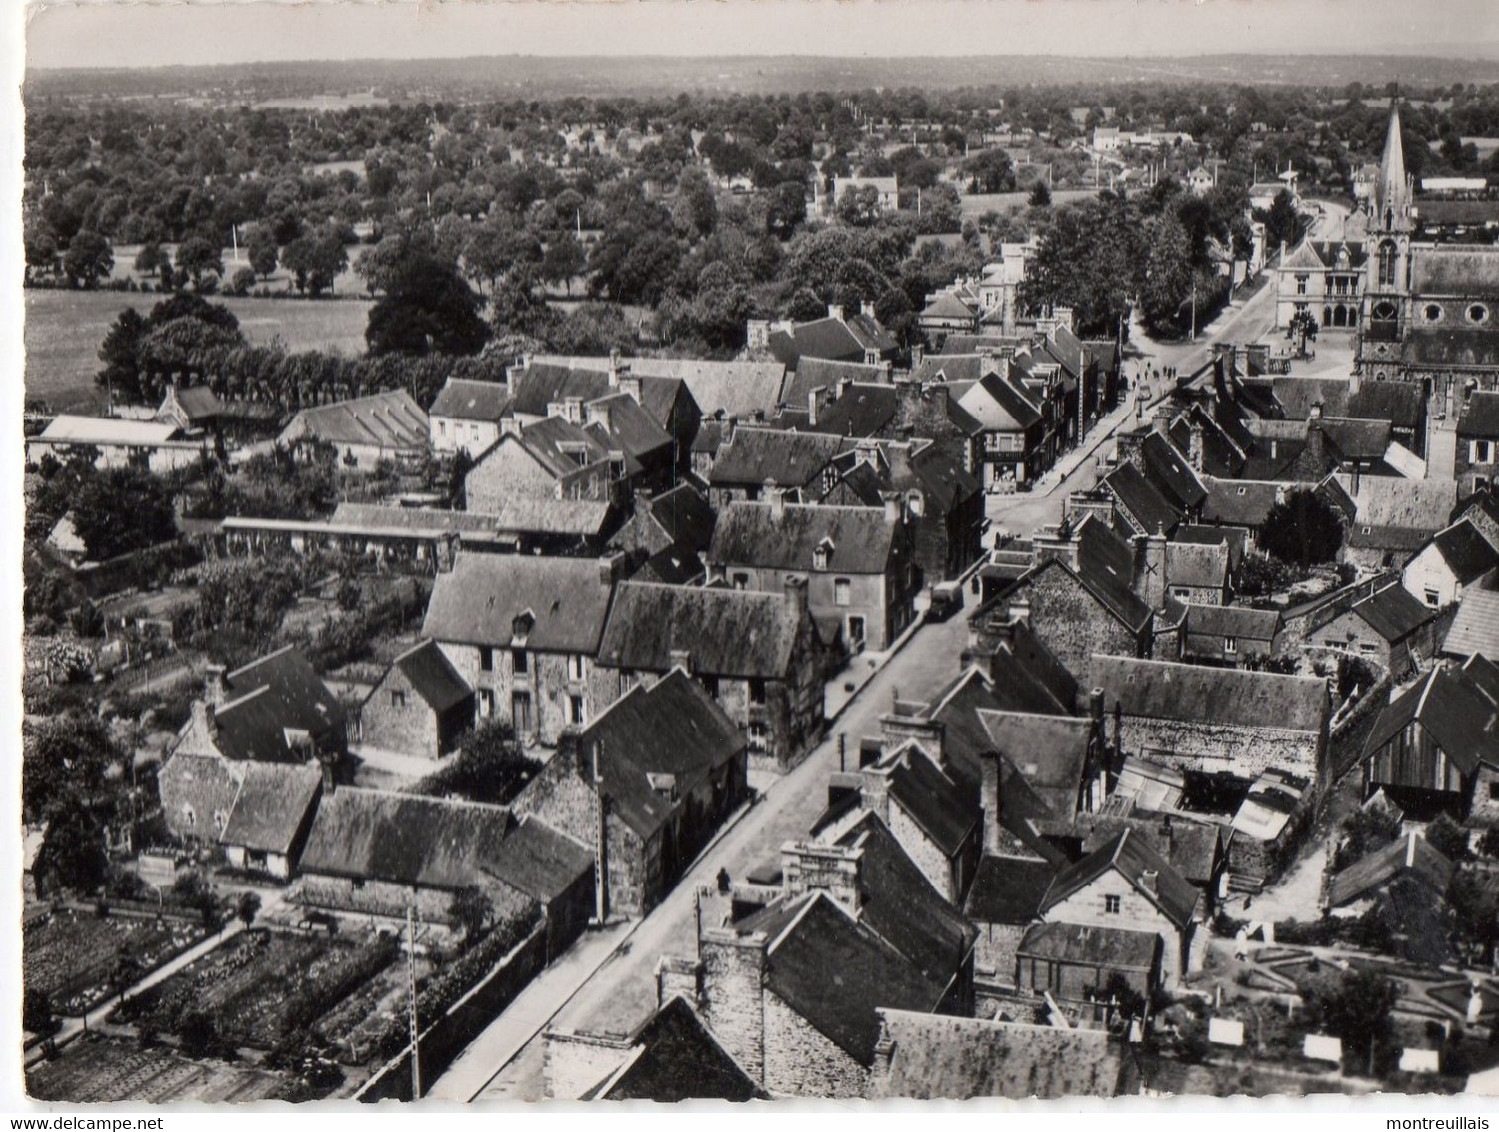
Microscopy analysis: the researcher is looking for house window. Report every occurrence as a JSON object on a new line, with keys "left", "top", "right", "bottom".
{"left": 1173, "top": 587, "right": 1191, "bottom": 599}
{"left": 748, "top": 722, "right": 769, "bottom": 753}
{"left": 702, "top": 675, "right": 720, "bottom": 698}
{"left": 479, "top": 646, "right": 494, "bottom": 673}
{"left": 1104, "top": 894, "right": 1122, "bottom": 914}
{"left": 1424, "top": 588, "right": 1441, "bottom": 608}
{"left": 512, "top": 648, "right": 529, "bottom": 675}
{"left": 619, "top": 669, "right": 635, "bottom": 691}
{"left": 439, "top": 420, "right": 447, "bottom": 435}
{"left": 478, "top": 688, "right": 495, "bottom": 718}
{"left": 390, "top": 689, "right": 406, "bottom": 709}
{"left": 1470, "top": 304, "right": 1489, "bottom": 325}
{"left": 1490, "top": 782, "right": 1499, "bottom": 801}
{"left": 569, "top": 694, "right": 586, "bottom": 725}
{"left": 1224, "top": 637, "right": 1238, "bottom": 654}
{"left": 512, "top": 691, "right": 532, "bottom": 732}
{"left": 567, "top": 655, "right": 586, "bottom": 682}
{"left": 748, "top": 678, "right": 767, "bottom": 705}
{"left": 732, "top": 572, "right": 750, "bottom": 590}
{"left": 1473, "top": 440, "right": 1493, "bottom": 465}
{"left": 848, "top": 616, "right": 866, "bottom": 646}
{"left": 1425, "top": 304, "right": 1443, "bottom": 323}
{"left": 834, "top": 578, "right": 852, "bottom": 607}
{"left": 1296, "top": 275, "right": 1308, "bottom": 295}
{"left": 813, "top": 546, "right": 831, "bottom": 570}
{"left": 1360, "top": 642, "right": 1379, "bottom": 655}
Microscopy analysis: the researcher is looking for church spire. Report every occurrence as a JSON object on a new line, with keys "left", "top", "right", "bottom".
{"left": 1376, "top": 101, "right": 1409, "bottom": 229}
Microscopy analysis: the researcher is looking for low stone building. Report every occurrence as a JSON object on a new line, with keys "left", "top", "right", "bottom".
{"left": 1301, "top": 578, "right": 1443, "bottom": 680}
{"left": 428, "top": 377, "right": 512, "bottom": 455}
{"left": 1183, "top": 604, "right": 1282, "bottom": 667}
{"left": 1401, "top": 519, "right": 1499, "bottom": 610}
{"left": 157, "top": 754, "right": 323, "bottom": 878}
{"left": 422, "top": 551, "right": 622, "bottom": 744}
{"left": 595, "top": 579, "right": 834, "bottom": 774}
{"left": 359, "top": 640, "right": 474, "bottom": 760}
{"left": 1088, "top": 654, "right": 1332, "bottom": 788}
{"left": 278, "top": 389, "right": 429, "bottom": 471}
{"left": 510, "top": 670, "right": 748, "bottom": 917}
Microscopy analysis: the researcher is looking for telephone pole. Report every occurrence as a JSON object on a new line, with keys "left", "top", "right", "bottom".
{"left": 406, "top": 904, "right": 421, "bottom": 1100}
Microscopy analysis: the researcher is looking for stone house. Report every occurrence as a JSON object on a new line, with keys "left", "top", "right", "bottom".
{"left": 708, "top": 497, "right": 919, "bottom": 652}
{"left": 169, "top": 647, "right": 348, "bottom": 765}
{"left": 297, "top": 785, "right": 594, "bottom": 933}
{"left": 421, "top": 552, "right": 622, "bottom": 745}
{"left": 815, "top": 741, "right": 981, "bottom": 904}
{"left": 428, "top": 377, "right": 512, "bottom": 455}
{"left": 1454, "top": 490, "right": 1499, "bottom": 557}
{"left": 157, "top": 754, "right": 323, "bottom": 878}
{"left": 277, "top": 389, "right": 430, "bottom": 471}
{"left": 1183, "top": 604, "right": 1282, "bottom": 668}
{"left": 463, "top": 420, "right": 619, "bottom": 511}
{"left": 1165, "top": 540, "right": 1231, "bottom": 605}
{"left": 1444, "top": 589, "right": 1499, "bottom": 662}
{"left": 594, "top": 579, "right": 833, "bottom": 774}
{"left": 1341, "top": 475, "right": 1460, "bottom": 574}
{"left": 358, "top": 639, "right": 474, "bottom": 760}
{"left": 1401, "top": 519, "right": 1499, "bottom": 610}
{"left": 1301, "top": 578, "right": 1443, "bottom": 680}
{"left": 1088, "top": 654, "right": 1331, "bottom": 788}
{"left": 511, "top": 670, "right": 748, "bottom": 917}
{"left": 1028, "top": 828, "right": 1201, "bottom": 995}
{"left": 955, "top": 369, "right": 1047, "bottom": 489}
{"left": 1360, "top": 658, "right": 1499, "bottom": 824}
{"left": 706, "top": 427, "right": 847, "bottom": 508}
{"left": 609, "top": 483, "right": 717, "bottom": 564}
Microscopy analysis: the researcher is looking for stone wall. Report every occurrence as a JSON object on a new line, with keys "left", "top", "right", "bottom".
{"left": 1018, "top": 565, "right": 1146, "bottom": 675}
{"left": 360, "top": 666, "right": 460, "bottom": 760}
{"left": 973, "top": 921, "right": 1028, "bottom": 993}
{"left": 435, "top": 641, "right": 615, "bottom": 746}
{"left": 763, "top": 991, "right": 869, "bottom": 1098}
{"left": 709, "top": 565, "right": 908, "bottom": 651}
{"left": 1046, "top": 870, "right": 1185, "bottom": 986}
{"left": 1117, "top": 714, "right": 1325, "bottom": 786}
{"left": 888, "top": 800, "right": 958, "bottom": 903}
{"left": 700, "top": 931, "right": 767, "bottom": 1082}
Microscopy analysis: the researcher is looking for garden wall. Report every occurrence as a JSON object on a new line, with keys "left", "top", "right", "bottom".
{"left": 356, "top": 921, "right": 553, "bottom": 1102}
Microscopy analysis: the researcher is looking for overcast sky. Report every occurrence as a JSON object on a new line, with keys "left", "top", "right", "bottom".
{"left": 23, "top": 0, "right": 1499, "bottom": 70}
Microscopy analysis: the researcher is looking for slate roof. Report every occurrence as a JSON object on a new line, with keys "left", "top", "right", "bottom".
{"left": 517, "top": 415, "right": 612, "bottom": 477}
{"left": 38, "top": 416, "right": 182, "bottom": 447}
{"left": 219, "top": 762, "right": 323, "bottom": 855}
{"left": 1339, "top": 475, "right": 1458, "bottom": 534}
{"left": 1322, "top": 417, "right": 1392, "bottom": 461}
{"left": 330, "top": 502, "right": 499, "bottom": 535}
{"left": 1088, "top": 654, "right": 1329, "bottom": 735}
{"left": 804, "top": 383, "right": 900, "bottom": 438}
{"left": 1184, "top": 603, "right": 1281, "bottom": 646}
{"left": 168, "top": 384, "right": 226, "bottom": 422}
{"left": 781, "top": 358, "right": 886, "bottom": 412}
{"left": 769, "top": 314, "right": 896, "bottom": 368}
{"left": 597, "top": 581, "right": 805, "bottom": 679}
{"left": 582, "top": 670, "right": 747, "bottom": 840}
{"left": 1404, "top": 328, "right": 1499, "bottom": 370}
{"left": 281, "top": 389, "right": 428, "bottom": 451}
{"left": 879, "top": 747, "right": 978, "bottom": 858}
{"left": 872, "top": 1012, "right": 1125, "bottom": 1100}
{"left": 622, "top": 359, "right": 785, "bottom": 420}
{"left": 925, "top": 666, "right": 1073, "bottom": 798}
{"left": 964, "top": 854, "right": 1059, "bottom": 925}
{"left": 207, "top": 646, "right": 345, "bottom": 761}
{"left": 1465, "top": 653, "right": 1499, "bottom": 705}
{"left": 1165, "top": 540, "right": 1229, "bottom": 591}
{"left": 1041, "top": 828, "right": 1199, "bottom": 930}
{"left": 584, "top": 393, "right": 674, "bottom": 464}
{"left": 707, "top": 427, "right": 845, "bottom": 488}
{"left": 388, "top": 640, "right": 472, "bottom": 712}
{"left": 958, "top": 372, "right": 1042, "bottom": 431}
{"left": 921, "top": 291, "right": 980, "bottom": 321}
{"left": 1072, "top": 514, "right": 1155, "bottom": 631}
{"left": 1445, "top": 589, "right": 1499, "bottom": 660}
{"left": 1200, "top": 479, "right": 1285, "bottom": 529}
{"left": 460, "top": 494, "right": 616, "bottom": 538}
{"left": 1459, "top": 392, "right": 1499, "bottom": 439}
{"left": 428, "top": 378, "right": 512, "bottom": 422}
{"left": 640, "top": 484, "right": 716, "bottom": 554}
{"left": 1326, "top": 832, "right": 1454, "bottom": 909}
{"left": 1349, "top": 382, "right": 1426, "bottom": 431}
{"left": 1140, "top": 432, "right": 1207, "bottom": 511}
{"left": 1363, "top": 667, "right": 1499, "bottom": 775}
{"left": 1410, "top": 246, "right": 1499, "bottom": 296}
{"left": 709, "top": 501, "right": 901, "bottom": 575}
{"left": 762, "top": 893, "right": 949, "bottom": 1065}
{"left": 638, "top": 544, "right": 705, "bottom": 585}
{"left": 833, "top": 813, "right": 977, "bottom": 985}
{"left": 584, "top": 997, "right": 766, "bottom": 1102}
{"left": 488, "top": 814, "right": 595, "bottom": 905}
{"left": 1102, "top": 462, "right": 1182, "bottom": 536}
{"left": 511, "top": 358, "right": 689, "bottom": 430}
{"left": 422, "top": 553, "right": 616, "bottom": 653}
{"left": 1080, "top": 817, "right": 1221, "bottom": 887}
{"left": 914, "top": 353, "right": 999, "bottom": 385}
{"left": 1018, "top": 920, "right": 1161, "bottom": 970}
{"left": 1346, "top": 582, "right": 1439, "bottom": 643}
{"left": 977, "top": 711, "right": 1091, "bottom": 820}
{"left": 1424, "top": 520, "right": 1499, "bottom": 583}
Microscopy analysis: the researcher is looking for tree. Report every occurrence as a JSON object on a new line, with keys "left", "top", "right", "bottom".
{"left": 32, "top": 796, "right": 108, "bottom": 896}
{"left": 411, "top": 720, "right": 541, "bottom": 806}
{"left": 366, "top": 254, "right": 488, "bottom": 356}
{"left": 1335, "top": 805, "right": 1402, "bottom": 871}
{"left": 229, "top": 267, "right": 258, "bottom": 296}
{"left": 1018, "top": 197, "right": 1137, "bottom": 338}
{"left": 62, "top": 230, "right": 113, "bottom": 289}
{"left": 966, "top": 149, "right": 1017, "bottom": 195}
{"left": 449, "top": 886, "right": 493, "bottom": 944}
{"left": 282, "top": 233, "right": 346, "bottom": 297}
{"left": 70, "top": 466, "right": 178, "bottom": 560}
{"left": 96, "top": 306, "right": 148, "bottom": 404}
{"left": 672, "top": 168, "right": 718, "bottom": 238}
{"left": 134, "top": 241, "right": 165, "bottom": 278}
{"left": 1029, "top": 180, "right": 1053, "bottom": 208}
{"left": 540, "top": 234, "right": 586, "bottom": 297}
{"left": 1307, "top": 968, "right": 1398, "bottom": 1075}
{"left": 1426, "top": 815, "right": 1474, "bottom": 863}
{"left": 766, "top": 181, "right": 808, "bottom": 240}
{"left": 22, "top": 988, "right": 55, "bottom": 1037}
{"left": 236, "top": 891, "right": 262, "bottom": 928}
{"left": 1258, "top": 188, "right": 1306, "bottom": 253}
{"left": 1258, "top": 488, "right": 1344, "bottom": 567}
{"left": 1137, "top": 214, "right": 1196, "bottom": 335}
{"left": 1449, "top": 867, "right": 1499, "bottom": 965}
{"left": 247, "top": 228, "right": 279, "bottom": 280}
{"left": 1287, "top": 307, "right": 1319, "bottom": 358}
{"left": 177, "top": 1009, "right": 223, "bottom": 1059}
{"left": 176, "top": 237, "right": 224, "bottom": 290}
{"left": 837, "top": 184, "right": 883, "bottom": 228}
{"left": 25, "top": 225, "right": 60, "bottom": 277}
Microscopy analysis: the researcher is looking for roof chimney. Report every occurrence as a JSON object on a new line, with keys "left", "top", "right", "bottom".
{"left": 981, "top": 750, "right": 1003, "bottom": 855}
{"left": 1009, "top": 596, "right": 1031, "bottom": 627}
{"left": 783, "top": 574, "right": 808, "bottom": 617}
{"left": 827, "top": 303, "right": 843, "bottom": 322}
{"left": 204, "top": 664, "right": 230, "bottom": 707}
{"left": 190, "top": 698, "right": 217, "bottom": 741}
{"left": 608, "top": 348, "right": 622, "bottom": 387}
{"left": 808, "top": 388, "right": 820, "bottom": 428}
{"left": 1137, "top": 531, "right": 1168, "bottom": 611}
{"left": 769, "top": 482, "right": 786, "bottom": 520}
{"left": 598, "top": 551, "right": 627, "bottom": 585}
{"left": 1140, "top": 869, "right": 1159, "bottom": 896}
{"left": 670, "top": 648, "right": 692, "bottom": 675}
{"left": 884, "top": 495, "right": 903, "bottom": 524}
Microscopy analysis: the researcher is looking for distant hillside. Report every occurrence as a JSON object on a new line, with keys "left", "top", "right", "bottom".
{"left": 24, "top": 53, "right": 1499, "bottom": 104}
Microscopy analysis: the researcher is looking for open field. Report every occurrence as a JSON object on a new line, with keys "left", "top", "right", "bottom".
{"left": 23, "top": 909, "right": 207, "bottom": 1017}
{"left": 26, "top": 1034, "right": 297, "bottom": 1104}
{"left": 111, "top": 928, "right": 398, "bottom": 1051}
{"left": 23, "top": 288, "right": 373, "bottom": 413}
{"left": 959, "top": 188, "right": 1106, "bottom": 220}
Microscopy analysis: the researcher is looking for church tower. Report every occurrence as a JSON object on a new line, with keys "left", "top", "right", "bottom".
{"left": 1357, "top": 103, "right": 1415, "bottom": 379}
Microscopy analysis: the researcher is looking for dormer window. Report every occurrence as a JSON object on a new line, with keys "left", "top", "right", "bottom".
{"left": 813, "top": 538, "right": 835, "bottom": 570}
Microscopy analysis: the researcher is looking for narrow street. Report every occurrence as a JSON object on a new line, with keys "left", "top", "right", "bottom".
{"left": 427, "top": 608, "right": 973, "bottom": 1101}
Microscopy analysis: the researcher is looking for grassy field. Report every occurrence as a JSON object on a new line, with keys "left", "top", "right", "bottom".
{"left": 27, "top": 1034, "right": 298, "bottom": 1104}
{"left": 24, "top": 288, "right": 373, "bottom": 413}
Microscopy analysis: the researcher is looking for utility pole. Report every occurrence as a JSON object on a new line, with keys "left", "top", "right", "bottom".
{"left": 593, "top": 739, "right": 609, "bottom": 924}
{"left": 406, "top": 904, "right": 421, "bottom": 1100}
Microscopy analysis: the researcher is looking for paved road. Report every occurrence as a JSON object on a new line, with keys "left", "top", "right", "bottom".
{"left": 426, "top": 610, "right": 974, "bottom": 1101}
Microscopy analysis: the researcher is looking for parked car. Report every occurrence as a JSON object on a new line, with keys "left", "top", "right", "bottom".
{"left": 927, "top": 581, "right": 964, "bottom": 622}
